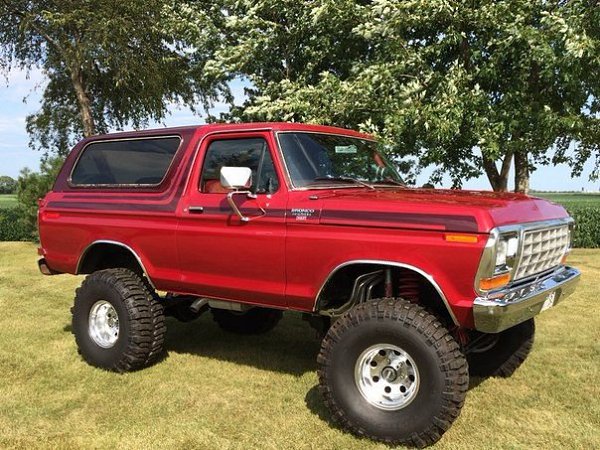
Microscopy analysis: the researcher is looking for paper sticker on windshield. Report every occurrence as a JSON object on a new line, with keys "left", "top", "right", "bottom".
{"left": 335, "top": 145, "right": 358, "bottom": 154}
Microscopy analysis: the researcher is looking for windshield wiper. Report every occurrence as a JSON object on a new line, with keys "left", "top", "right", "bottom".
{"left": 311, "top": 176, "right": 375, "bottom": 190}
{"left": 372, "top": 178, "right": 405, "bottom": 187}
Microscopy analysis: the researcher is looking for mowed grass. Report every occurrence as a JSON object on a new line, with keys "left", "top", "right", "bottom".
{"left": 0, "top": 242, "right": 598, "bottom": 449}
{"left": 0, "top": 194, "right": 17, "bottom": 209}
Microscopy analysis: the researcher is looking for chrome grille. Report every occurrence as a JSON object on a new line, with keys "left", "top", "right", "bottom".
{"left": 514, "top": 225, "right": 570, "bottom": 280}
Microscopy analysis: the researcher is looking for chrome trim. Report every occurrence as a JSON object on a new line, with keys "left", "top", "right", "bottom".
{"left": 474, "top": 217, "right": 574, "bottom": 295}
{"left": 514, "top": 224, "right": 570, "bottom": 280}
{"left": 226, "top": 191, "right": 266, "bottom": 222}
{"left": 76, "top": 240, "right": 156, "bottom": 289}
{"left": 274, "top": 131, "right": 382, "bottom": 191}
{"left": 314, "top": 259, "right": 459, "bottom": 325}
{"left": 38, "top": 257, "right": 61, "bottom": 275}
{"left": 88, "top": 300, "right": 120, "bottom": 348}
{"left": 473, "top": 265, "right": 580, "bottom": 333}
{"left": 189, "top": 130, "right": 283, "bottom": 195}
{"left": 354, "top": 343, "right": 420, "bottom": 410}
{"left": 68, "top": 135, "right": 183, "bottom": 188}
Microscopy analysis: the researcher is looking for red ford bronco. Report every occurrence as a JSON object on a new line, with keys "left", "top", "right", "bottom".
{"left": 38, "top": 123, "right": 580, "bottom": 447}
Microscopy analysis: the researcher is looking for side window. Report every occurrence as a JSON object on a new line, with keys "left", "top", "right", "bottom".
{"left": 70, "top": 136, "right": 181, "bottom": 186}
{"left": 200, "top": 138, "right": 280, "bottom": 194}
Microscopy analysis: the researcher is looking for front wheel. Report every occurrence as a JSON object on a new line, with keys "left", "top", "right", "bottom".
{"left": 317, "top": 298, "right": 468, "bottom": 447}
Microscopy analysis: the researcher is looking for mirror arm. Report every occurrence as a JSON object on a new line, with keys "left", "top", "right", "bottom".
{"left": 227, "top": 191, "right": 266, "bottom": 222}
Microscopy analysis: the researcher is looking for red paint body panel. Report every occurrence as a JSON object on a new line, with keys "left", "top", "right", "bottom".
{"left": 38, "top": 122, "right": 570, "bottom": 329}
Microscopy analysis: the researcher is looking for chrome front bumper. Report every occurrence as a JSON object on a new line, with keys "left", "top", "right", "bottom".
{"left": 473, "top": 266, "right": 581, "bottom": 333}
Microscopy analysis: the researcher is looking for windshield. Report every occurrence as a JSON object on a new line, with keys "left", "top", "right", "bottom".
{"left": 277, "top": 132, "right": 404, "bottom": 189}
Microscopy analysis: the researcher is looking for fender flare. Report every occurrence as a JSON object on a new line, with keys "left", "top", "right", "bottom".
{"left": 313, "top": 259, "right": 459, "bottom": 326}
{"left": 76, "top": 240, "right": 156, "bottom": 289}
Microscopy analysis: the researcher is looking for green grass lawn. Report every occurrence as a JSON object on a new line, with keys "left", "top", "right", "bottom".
{"left": 0, "top": 194, "right": 17, "bottom": 209}
{"left": 0, "top": 242, "right": 598, "bottom": 449}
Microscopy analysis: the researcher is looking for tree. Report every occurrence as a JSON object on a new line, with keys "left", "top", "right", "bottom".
{"left": 0, "top": 0, "right": 226, "bottom": 155}
{"left": 215, "top": 0, "right": 600, "bottom": 192}
{"left": 0, "top": 176, "right": 17, "bottom": 194}
{"left": 16, "top": 156, "right": 63, "bottom": 238}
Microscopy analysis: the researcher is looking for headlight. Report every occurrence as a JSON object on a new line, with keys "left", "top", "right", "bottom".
{"left": 494, "top": 234, "right": 519, "bottom": 274}
{"left": 478, "top": 232, "right": 520, "bottom": 292}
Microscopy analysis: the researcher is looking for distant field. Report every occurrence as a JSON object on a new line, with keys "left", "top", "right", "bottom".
{"left": 530, "top": 192, "right": 600, "bottom": 248}
{"left": 0, "top": 194, "right": 17, "bottom": 209}
{"left": 532, "top": 192, "right": 600, "bottom": 205}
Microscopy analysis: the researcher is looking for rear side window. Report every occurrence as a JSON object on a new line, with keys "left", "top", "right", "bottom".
{"left": 70, "top": 136, "right": 181, "bottom": 186}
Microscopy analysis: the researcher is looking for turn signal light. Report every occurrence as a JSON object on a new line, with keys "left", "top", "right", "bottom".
{"left": 561, "top": 254, "right": 568, "bottom": 264}
{"left": 479, "top": 273, "right": 510, "bottom": 291}
{"left": 444, "top": 234, "right": 479, "bottom": 243}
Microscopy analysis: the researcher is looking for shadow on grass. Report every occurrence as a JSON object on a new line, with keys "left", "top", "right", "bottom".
{"left": 63, "top": 310, "right": 496, "bottom": 379}
{"left": 304, "top": 374, "right": 493, "bottom": 434}
{"left": 62, "top": 311, "right": 321, "bottom": 376}
{"left": 163, "top": 312, "right": 321, "bottom": 376}
{"left": 63, "top": 310, "right": 493, "bottom": 428}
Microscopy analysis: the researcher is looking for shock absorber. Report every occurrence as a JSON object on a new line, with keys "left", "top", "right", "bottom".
{"left": 384, "top": 268, "right": 393, "bottom": 297}
{"left": 397, "top": 269, "right": 420, "bottom": 303}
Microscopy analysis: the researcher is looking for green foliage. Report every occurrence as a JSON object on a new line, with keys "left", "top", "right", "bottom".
{"left": 14, "top": 156, "right": 64, "bottom": 240}
{"left": 0, "top": 0, "right": 227, "bottom": 155}
{"left": 214, "top": 0, "right": 600, "bottom": 191}
{"left": 0, "top": 207, "right": 30, "bottom": 241}
{"left": 0, "top": 176, "right": 17, "bottom": 194}
{"left": 567, "top": 205, "right": 600, "bottom": 248}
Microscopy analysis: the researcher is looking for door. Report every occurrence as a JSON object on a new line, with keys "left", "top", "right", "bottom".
{"left": 176, "top": 132, "right": 287, "bottom": 306}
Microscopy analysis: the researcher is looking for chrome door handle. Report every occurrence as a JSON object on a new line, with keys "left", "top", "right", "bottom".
{"left": 188, "top": 206, "right": 204, "bottom": 213}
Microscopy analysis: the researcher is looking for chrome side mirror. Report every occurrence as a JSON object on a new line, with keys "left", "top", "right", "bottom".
{"left": 220, "top": 166, "right": 252, "bottom": 190}
{"left": 219, "top": 166, "right": 265, "bottom": 222}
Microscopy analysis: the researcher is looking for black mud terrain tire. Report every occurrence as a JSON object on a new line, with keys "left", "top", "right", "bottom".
{"left": 467, "top": 318, "right": 535, "bottom": 378}
{"left": 211, "top": 307, "right": 283, "bottom": 334}
{"left": 317, "top": 298, "right": 468, "bottom": 448}
{"left": 72, "top": 268, "right": 166, "bottom": 372}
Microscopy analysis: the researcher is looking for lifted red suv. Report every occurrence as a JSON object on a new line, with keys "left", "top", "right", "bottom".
{"left": 38, "top": 122, "right": 580, "bottom": 447}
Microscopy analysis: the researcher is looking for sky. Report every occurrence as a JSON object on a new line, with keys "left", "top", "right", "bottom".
{"left": 0, "top": 67, "right": 597, "bottom": 192}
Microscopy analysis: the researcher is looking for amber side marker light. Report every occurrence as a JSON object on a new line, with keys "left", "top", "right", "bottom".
{"left": 444, "top": 234, "right": 479, "bottom": 243}
{"left": 479, "top": 273, "right": 510, "bottom": 291}
{"left": 561, "top": 254, "right": 569, "bottom": 264}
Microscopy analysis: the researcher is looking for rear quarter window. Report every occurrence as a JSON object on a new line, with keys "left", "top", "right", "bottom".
{"left": 70, "top": 136, "right": 181, "bottom": 186}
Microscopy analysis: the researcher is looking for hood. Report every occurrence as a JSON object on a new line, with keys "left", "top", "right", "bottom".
{"left": 318, "top": 188, "right": 568, "bottom": 234}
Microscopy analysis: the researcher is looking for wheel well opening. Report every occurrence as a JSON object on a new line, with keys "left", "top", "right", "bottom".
{"left": 316, "top": 264, "right": 455, "bottom": 326}
{"left": 78, "top": 243, "right": 144, "bottom": 277}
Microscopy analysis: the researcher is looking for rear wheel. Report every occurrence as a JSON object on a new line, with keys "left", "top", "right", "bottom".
{"left": 317, "top": 298, "right": 468, "bottom": 447}
{"left": 467, "top": 319, "right": 535, "bottom": 377}
{"left": 71, "top": 268, "right": 166, "bottom": 372}
{"left": 211, "top": 307, "right": 282, "bottom": 334}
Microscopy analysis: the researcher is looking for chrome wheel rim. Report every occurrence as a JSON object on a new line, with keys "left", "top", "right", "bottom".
{"left": 354, "top": 343, "right": 420, "bottom": 410}
{"left": 88, "top": 300, "right": 119, "bottom": 348}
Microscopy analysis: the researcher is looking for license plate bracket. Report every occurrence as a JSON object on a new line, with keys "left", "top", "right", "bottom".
{"left": 541, "top": 291, "right": 558, "bottom": 312}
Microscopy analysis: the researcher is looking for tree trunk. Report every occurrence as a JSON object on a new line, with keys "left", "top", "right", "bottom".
{"left": 482, "top": 151, "right": 513, "bottom": 192}
{"left": 69, "top": 67, "right": 96, "bottom": 137}
{"left": 514, "top": 150, "right": 530, "bottom": 194}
